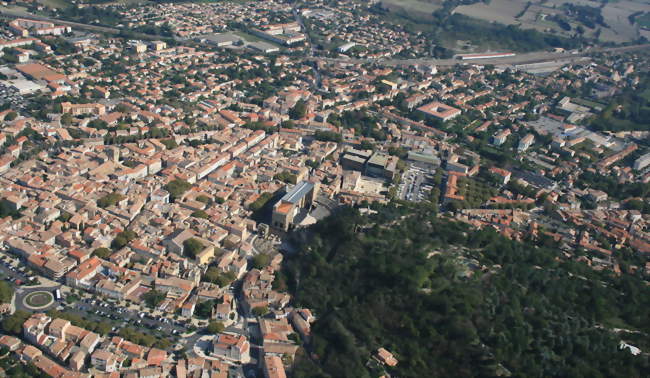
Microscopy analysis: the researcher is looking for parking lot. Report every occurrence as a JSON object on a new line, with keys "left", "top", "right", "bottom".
{"left": 0, "top": 252, "right": 38, "bottom": 286}
{"left": 68, "top": 298, "right": 189, "bottom": 337}
{"left": 397, "top": 164, "right": 437, "bottom": 202}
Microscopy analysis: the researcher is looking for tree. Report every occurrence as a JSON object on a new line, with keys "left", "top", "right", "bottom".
{"left": 289, "top": 100, "right": 307, "bottom": 120}
{"left": 61, "top": 112, "right": 73, "bottom": 126}
{"left": 111, "top": 230, "right": 137, "bottom": 250}
{"left": 0, "top": 281, "right": 13, "bottom": 304}
{"left": 191, "top": 210, "right": 209, "bottom": 219}
{"left": 161, "top": 139, "right": 178, "bottom": 149}
{"left": 1, "top": 311, "right": 30, "bottom": 335}
{"left": 252, "top": 305, "right": 269, "bottom": 317}
{"left": 165, "top": 179, "right": 192, "bottom": 201}
{"left": 274, "top": 171, "right": 297, "bottom": 184}
{"left": 196, "top": 195, "right": 211, "bottom": 204}
{"left": 4, "top": 111, "right": 17, "bottom": 121}
{"left": 142, "top": 289, "right": 166, "bottom": 308}
{"left": 207, "top": 321, "right": 225, "bottom": 334}
{"left": 97, "top": 192, "right": 125, "bottom": 208}
{"left": 252, "top": 254, "right": 271, "bottom": 269}
{"left": 183, "top": 238, "right": 204, "bottom": 259}
{"left": 203, "top": 267, "right": 236, "bottom": 287}
{"left": 92, "top": 247, "right": 112, "bottom": 259}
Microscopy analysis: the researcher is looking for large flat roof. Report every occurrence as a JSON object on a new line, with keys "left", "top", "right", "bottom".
{"left": 281, "top": 181, "right": 314, "bottom": 204}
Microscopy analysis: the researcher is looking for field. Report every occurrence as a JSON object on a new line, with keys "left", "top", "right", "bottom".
{"left": 454, "top": 0, "right": 525, "bottom": 26}
{"left": 452, "top": 0, "right": 649, "bottom": 44}
{"left": 380, "top": 0, "right": 443, "bottom": 17}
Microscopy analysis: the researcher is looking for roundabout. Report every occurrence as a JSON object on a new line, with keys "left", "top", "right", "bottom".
{"left": 23, "top": 291, "right": 54, "bottom": 310}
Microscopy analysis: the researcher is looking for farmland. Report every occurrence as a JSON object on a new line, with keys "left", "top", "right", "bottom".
{"left": 453, "top": 0, "right": 648, "bottom": 44}
{"left": 380, "top": 0, "right": 443, "bottom": 16}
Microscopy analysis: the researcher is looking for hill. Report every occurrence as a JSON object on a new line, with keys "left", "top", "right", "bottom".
{"left": 284, "top": 204, "right": 650, "bottom": 377}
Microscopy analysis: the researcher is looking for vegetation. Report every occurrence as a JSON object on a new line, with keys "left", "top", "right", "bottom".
{"left": 142, "top": 289, "right": 166, "bottom": 308}
{"left": 203, "top": 267, "right": 236, "bottom": 287}
{"left": 575, "top": 171, "right": 650, "bottom": 201}
{"left": 1, "top": 310, "right": 30, "bottom": 335}
{"left": 195, "top": 299, "right": 217, "bottom": 319}
{"left": 183, "top": 238, "right": 205, "bottom": 259}
{"left": 92, "top": 247, "right": 112, "bottom": 259}
{"left": 285, "top": 205, "right": 650, "bottom": 377}
{"left": 45, "top": 310, "right": 112, "bottom": 335}
{"left": 165, "top": 179, "right": 192, "bottom": 201}
{"left": 161, "top": 139, "right": 178, "bottom": 149}
{"left": 251, "top": 253, "right": 271, "bottom": 269}
{"left": 252, "top": 305, "right": 269, "bottom": 317}
{"left": 275, "top": 171, "right": 298, "bottom": 184}
{"left": 250, "top": 192, "right": 274, "bottom": 212}
{"left": 207, "top": 321, "right": 225, "bottom": 334}
{"left": 119, "top": 327, "right": 171, "bottom": 349}
{"left": 591, "top": 73, "right": 650, "bottom": 131}
{"left": 0, "top": 199, "right": 21, "bottom": 219}
{"left": 191, "top": 210, "right": 209, "bottom": 219}
{"left": 97, "top": 192, "right": 126, "bottom": 208}
{"left": 0, "top": 281, "right": 13, "bottom": 304}
{"left": 111, "top": 229, "right": 137, "bottom": 250}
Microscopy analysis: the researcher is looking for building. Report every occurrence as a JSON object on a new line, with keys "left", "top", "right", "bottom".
{"left": 518, "top": 134, "right": 535, "bottom": 152}
{"left": 271, "top": 181, "right": 319, "bottom": 231}
{"left": 61, "top": 102, "right": 106, "bottom": 116}
{"left": 492, "top": 129, "right": 511, "bottom": 146}
{"left": 263, "top": 355, "right": 287, "bottom": 378}
{"left": 417, "top": 101, "right": 461, "bottom": 122}
{"left": 211, "top": 333, "right": 250, "bottom": 363}
{"left": 634, "top": 152, "right": 650, "bottom": 171}
{"left": 9, "top": 19, "right": 70, "bottom": 37}
{"left": 340, "top": 148, "right": 397, "bottom": 179}
{"left": 337, "top": 42, "right": 356, "bottom": 53}
{"left": 458, "top": 52, "right": 515, "bottom": 60}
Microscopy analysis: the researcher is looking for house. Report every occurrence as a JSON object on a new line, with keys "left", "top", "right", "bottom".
{"left": 211, "top": 333, "right": 250, "bottom": 363}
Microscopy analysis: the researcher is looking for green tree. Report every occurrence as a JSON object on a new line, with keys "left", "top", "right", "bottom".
{"left": 289, "top": 100, "right": 307, "bottom": 120}
{"left": 165, "top": 179, "right": 192, "bottom": 201}
{"left": 0, "top": 281, "right": 13, "bottom": 304}
{"left": 252, "top": 305, "right": 269, "bottom": 317}
{"left": 191, "top": 210, "right": 209, "bottom": 219}
{"left": 207, "top": 321, "right": 225, "bottom": 334}
{"left": 1, "top": 311, "right": 30, "bottom": 335}
{"left": 4, "top": 111, "right": 17, "bottom": 121}
{"left": 183, "top": 238, "right": 205, "bottom": 259}
{"left": 142, "top": 289, "right": 166, "bottom": 308}
{"left": 61, "top": 112, "right": 73, "bottom": 125}
{"left": 252, "top": 254, "right": 271, "bottom": 269}
{"left": 92, "top": 247, "right": 112, "bottom": 259}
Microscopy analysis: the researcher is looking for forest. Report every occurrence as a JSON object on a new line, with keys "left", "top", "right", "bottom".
{"left": 590, "top": 72, "right": 650, "bottom": 132}
{"left": 283, "top": 204, "right": 650, "bottom": 377}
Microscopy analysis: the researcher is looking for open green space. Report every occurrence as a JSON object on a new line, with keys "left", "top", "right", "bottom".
{"left": 285, "top": 204, "right": 650, "bottom": 377}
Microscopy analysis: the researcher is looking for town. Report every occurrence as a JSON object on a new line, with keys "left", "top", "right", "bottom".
{"left": 0, "top": 0, "right": 648, "bottom": 377}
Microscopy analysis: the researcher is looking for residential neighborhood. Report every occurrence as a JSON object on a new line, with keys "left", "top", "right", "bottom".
{"left": 0, "top": 0, "right": 648, "bottom": 377}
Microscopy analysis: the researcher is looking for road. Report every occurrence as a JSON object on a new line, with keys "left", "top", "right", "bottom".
{"left": 309, "top": 43, "right": 650, "bottom": 68}
{"left": 292, "top": 5, "right": 322, "bottom": 89}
